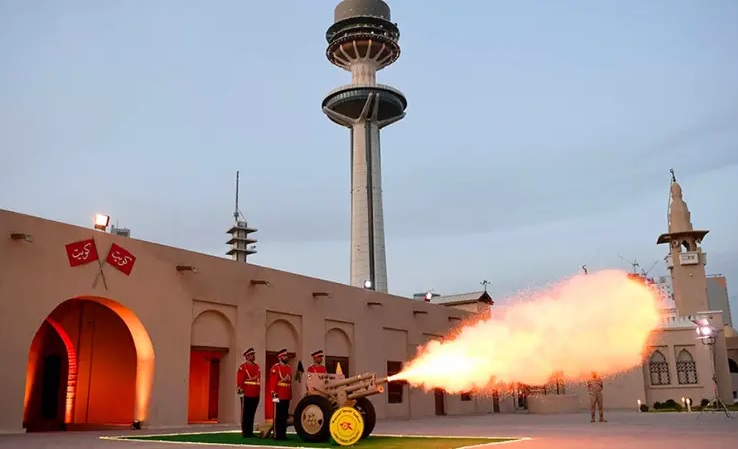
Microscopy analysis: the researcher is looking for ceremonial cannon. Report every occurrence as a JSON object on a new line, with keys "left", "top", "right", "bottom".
{"left": 292, "top": 371, "right": 388, "bottom": 443}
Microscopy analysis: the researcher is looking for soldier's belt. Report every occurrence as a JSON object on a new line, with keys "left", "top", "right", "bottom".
{"left": 277, "top": 382, "right": 290, "bottom": 387}
{"left": 244, "top": 381, "right": 260, "bottom": 386}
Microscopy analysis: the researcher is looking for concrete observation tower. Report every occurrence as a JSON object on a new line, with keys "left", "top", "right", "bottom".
{"left": 322, "top": 0, "right": 407, "bottom": 293}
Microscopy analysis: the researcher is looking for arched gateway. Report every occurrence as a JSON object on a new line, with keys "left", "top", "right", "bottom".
{"left": 23, "top": 297, "right": 154, "bottom": 431}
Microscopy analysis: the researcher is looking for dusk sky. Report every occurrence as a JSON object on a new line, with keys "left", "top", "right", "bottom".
{"left": 2, "top": 1, "right": 737, "bottom": 318}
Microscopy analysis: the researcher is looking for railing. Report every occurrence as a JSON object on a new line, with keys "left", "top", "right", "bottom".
{"left": 324, "top": 83, "right": 405, "bottom": 99}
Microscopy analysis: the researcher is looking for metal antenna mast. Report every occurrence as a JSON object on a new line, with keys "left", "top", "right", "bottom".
{"left": 234, "top": 171, "right": 239, "bottom": 222}
{"left": 226, "top": 170, "right": 258, "bottom": 262}
{"left": 234, "top": 171, "right": 246, "bottom": 222}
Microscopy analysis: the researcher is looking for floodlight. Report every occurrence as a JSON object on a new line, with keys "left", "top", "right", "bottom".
{"left": 94, "top": 213, "right": 110, "bottom": 231}
{"left": 696, "top": 325, "right": 713, "bottom": 337}
{"left": 424, "top": 292, "right": 433, "bottom": 301}
{"left": 690, "top": 319, "right": 733, "bottom": 418}
{"left": 363, "top": 280, "right": 372, "bottom": 289}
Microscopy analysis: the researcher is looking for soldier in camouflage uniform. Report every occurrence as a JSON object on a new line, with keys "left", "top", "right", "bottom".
{"left": 587, "top": 372, "right": 606, "bottom": 422}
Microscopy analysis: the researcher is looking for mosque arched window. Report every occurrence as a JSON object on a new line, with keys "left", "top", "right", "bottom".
{"left": 649, "top": 350, "right": 670, "bottom": 385}
{"left": 676, "top": 349, "right": 698, "bottom": 384}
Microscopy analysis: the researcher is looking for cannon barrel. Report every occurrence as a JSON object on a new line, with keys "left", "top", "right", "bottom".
{"left": 347, "top": 385, "right": 384, "bottom": 400}
{"left": 325, "top": 372, "right": 377, "bottom": 389}
{"left": 375, "top": 376, "right": 390, "bottom": 385}
{"left": 345, "top": 379, "right": 375, "bottom": 394}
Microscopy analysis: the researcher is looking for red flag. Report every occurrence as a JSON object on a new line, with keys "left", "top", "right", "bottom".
{"left": 105, "top": 243, "right": 137, "bottom": 276}
{"left": 65, "top": 238, "right": 99, "bottom": 267}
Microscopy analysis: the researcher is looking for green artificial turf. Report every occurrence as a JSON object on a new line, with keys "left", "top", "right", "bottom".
{"left": 116, "top": 431, "right": 519, "bottom": 448}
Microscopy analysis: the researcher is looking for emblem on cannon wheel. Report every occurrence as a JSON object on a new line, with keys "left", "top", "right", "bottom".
{"left": 329, "top": 407, "right": 364, "bottom": 446}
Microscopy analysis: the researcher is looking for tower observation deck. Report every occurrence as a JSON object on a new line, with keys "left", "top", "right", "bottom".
{"left": 322, "top": 0, "right": 407, "bottom": 293}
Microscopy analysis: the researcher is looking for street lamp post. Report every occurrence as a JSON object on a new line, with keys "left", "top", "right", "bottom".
{"left": 693, "top": 318, "right": 733, "bottom": 418}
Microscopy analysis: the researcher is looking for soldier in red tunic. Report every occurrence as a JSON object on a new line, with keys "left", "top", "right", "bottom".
{"left": 268, "top": 348, "right": 292, "bottom": 440}
{"left": 236, "top": 348, "right": 260, "bottom": 438}
{"left": 306, "top": 349, "right": 327, "bottom": 374}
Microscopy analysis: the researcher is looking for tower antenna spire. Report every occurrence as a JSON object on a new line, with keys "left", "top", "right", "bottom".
{"left": 234, "top": 170, "right": 240, "bottom": 222}
{"left": 670, "top": 168, "right": 676, "bottom": 183}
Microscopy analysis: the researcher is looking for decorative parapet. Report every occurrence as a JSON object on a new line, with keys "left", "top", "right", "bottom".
{"left": 657, "top": 310, "right": 724, "bottom": 330}
{"left": 658, "top": 315, "right": 695, "bottom": 330}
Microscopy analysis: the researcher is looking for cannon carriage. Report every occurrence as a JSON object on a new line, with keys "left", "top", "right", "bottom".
{"left": 259, "top": 371, "right": 388, "bottom": 443}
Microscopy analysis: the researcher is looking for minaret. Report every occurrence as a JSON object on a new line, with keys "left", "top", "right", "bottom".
{"left": 322, "top": 0, "right": 407, "bottom": 293}
{"left": 226, "top": 171, "right": 258, "bottom": 262}
{"left": 656, "top": 170, "right": 710, "bottom": 317}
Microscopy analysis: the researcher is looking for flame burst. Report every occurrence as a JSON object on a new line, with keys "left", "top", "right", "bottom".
{"left": 389, "top": 269, "right": 661, "bottom": 393}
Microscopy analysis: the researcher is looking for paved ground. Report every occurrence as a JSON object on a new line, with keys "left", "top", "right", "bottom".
{"left": 0, "top": 411, "right": 736, "bottom": 449}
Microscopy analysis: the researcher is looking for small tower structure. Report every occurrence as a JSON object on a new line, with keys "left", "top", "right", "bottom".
{"left": 656, "top": 169, "right": 710, "bottom": 317}
{"left": 226, "top": 171, "right": 258, "bottom": 262}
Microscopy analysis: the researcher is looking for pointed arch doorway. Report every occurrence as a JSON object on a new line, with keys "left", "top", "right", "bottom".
{"left": 23, "top": 297, "right": 155, "bottom": 431}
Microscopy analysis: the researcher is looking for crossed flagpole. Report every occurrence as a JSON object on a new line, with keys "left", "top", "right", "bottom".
{"left": 92, "top": 242, "right": 110, "bottom": 290}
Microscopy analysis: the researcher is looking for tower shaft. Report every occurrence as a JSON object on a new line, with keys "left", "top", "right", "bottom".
{"left": 323, "top": 0, "right": 407, "bottom": 293}
{"left": 351, "top": 60, "right": 377, "bottom": 85}
{"left": 350, "top": 108, "right": 386, "bottom": 291}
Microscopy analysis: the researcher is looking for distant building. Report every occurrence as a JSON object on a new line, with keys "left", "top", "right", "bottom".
{"left": 110, "top": 225, "right": 130, "bottom": 237}
{"left": 707, "top": 275, "right": 734, "bottom": 327}
{"left": 428, "top": 291, "right": 493, "bottom": 315}
{"left": 412, "top": 292, "right": 440, "bottom": 302}
{"left": 654, "top": 275, "right": 677, "bottom": 319}
{"left": 656, "top": 274, "right": 734, "bottom": 327}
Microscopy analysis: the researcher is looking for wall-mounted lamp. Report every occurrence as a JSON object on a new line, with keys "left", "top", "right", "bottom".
{"left": 250, "top": 279, "right": 271, "bottom": 286}
{"left": 176, "top": 265, "right": 197, "bottom": 273}
{"left": 94, "top": 213, "right": 110, "bottom": 232}
{"left": 9, "top": 232, "right": 32, "bottom": 242}
{"left": 413, "top": 310, "right": 428, "bottom": 316}
{"left": 367, "top": 301, "right": 383, "bottom": 307}
{"left": 312, "top": 291, "right": 330, "bottom": 298}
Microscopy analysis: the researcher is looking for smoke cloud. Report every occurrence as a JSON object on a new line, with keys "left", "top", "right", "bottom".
{"left": 390, "top": 270, "right": 662, "bottom": 393}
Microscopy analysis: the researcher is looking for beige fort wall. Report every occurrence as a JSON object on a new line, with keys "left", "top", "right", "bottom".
{"left": 0, "top": 209, "right": 496, "bottom": 434}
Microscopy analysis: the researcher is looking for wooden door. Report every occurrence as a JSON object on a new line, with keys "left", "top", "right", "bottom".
{"left": 207, "top": 358, "right": 220, "bottom": 421}
{"left": 434, "top": 388, "right": 446, "bottom": 416}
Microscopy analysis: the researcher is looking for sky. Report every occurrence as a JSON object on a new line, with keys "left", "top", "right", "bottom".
{"left": 1, "top": 0, "right": 737, "bottom": 319}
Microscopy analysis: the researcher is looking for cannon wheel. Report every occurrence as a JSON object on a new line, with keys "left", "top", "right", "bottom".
{"left": 293, "top": 394, "right": 333, "bottom": 443}
{"left": 354, "top": 397, "right": 376, "bottom": 439}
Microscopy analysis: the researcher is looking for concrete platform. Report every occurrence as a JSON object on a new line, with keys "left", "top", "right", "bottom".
{"left": 0, "top": 411, "right": 735, "bottom": 449}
